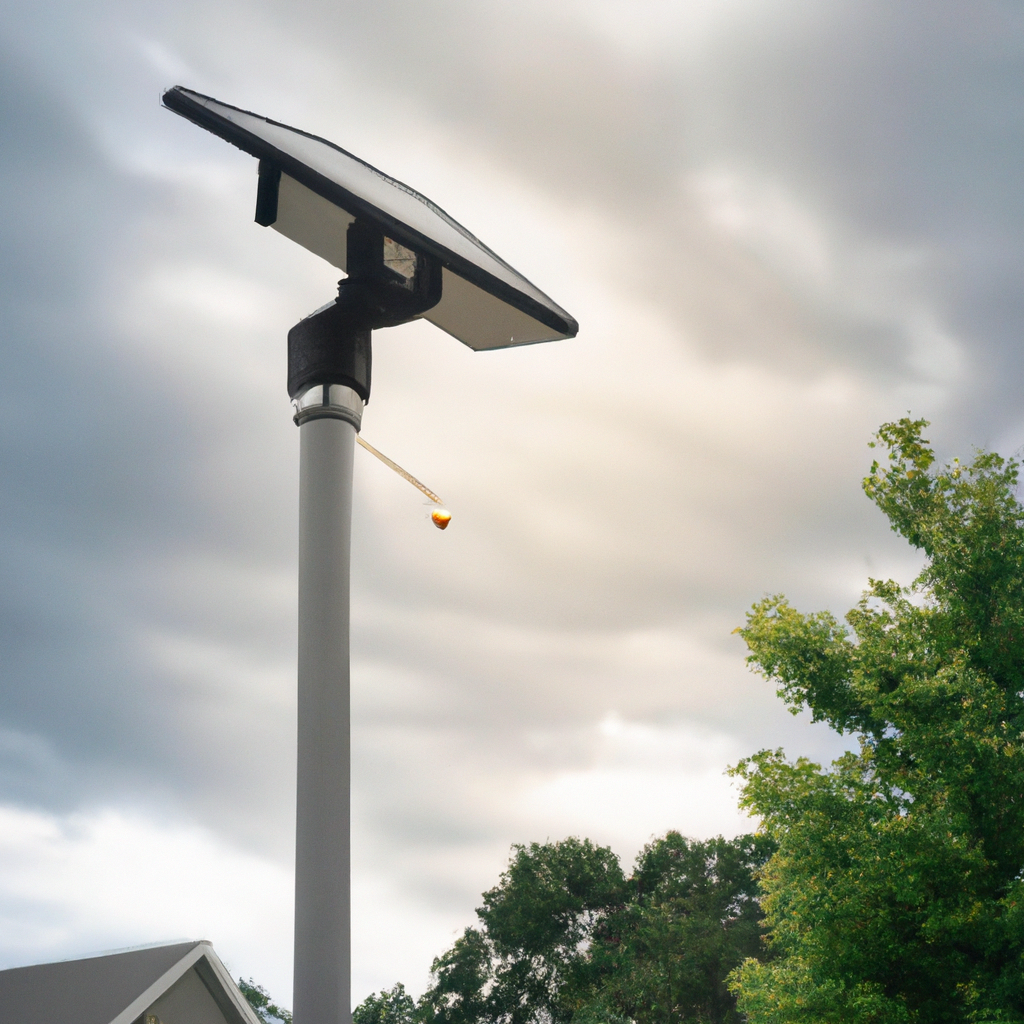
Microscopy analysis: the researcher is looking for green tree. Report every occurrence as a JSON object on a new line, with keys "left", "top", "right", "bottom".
{"left": 420, "top": 836, "right": 626, "bottom": 1024}
{"left": 354, "top": 983, "right": 419, "bottom": 1024}
{"left": 597, "top": 833, "right": 771, "bottom": 1024}
{"left": 238, "top": 977, "right": 292, "bottom": 1024}
{"left": 417, "top": 832, "right": 769, "bottom": 1024}
{"left": 729, "top": 418, "right": 1024, "bottom": 1023}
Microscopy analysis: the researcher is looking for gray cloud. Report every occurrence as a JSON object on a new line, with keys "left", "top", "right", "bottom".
{"left": 1, "top": 0, "right": 1023, "bottom": 1003}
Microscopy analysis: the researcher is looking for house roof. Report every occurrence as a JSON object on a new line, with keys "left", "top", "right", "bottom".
{"left": 0, "top": 939, "right": 264, "bottom": 1024}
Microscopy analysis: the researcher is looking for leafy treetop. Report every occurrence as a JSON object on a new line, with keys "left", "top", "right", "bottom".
{"left": 730, "top": 418, "right": 1024, "bottom": 1023}
{"left": 238, "top": 977, "right": 292, "bottom": 1024}
{"left": 403, "top": 832, "right": 770, "bottom": 1024}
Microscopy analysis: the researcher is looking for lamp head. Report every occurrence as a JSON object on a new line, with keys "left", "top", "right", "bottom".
{"left": 162, "top": 87, "right": 578, "bottom": 352}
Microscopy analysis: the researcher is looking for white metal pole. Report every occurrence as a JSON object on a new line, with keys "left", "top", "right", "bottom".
{"left": 293, "top": 384, "right": 363, "bottom": 1024}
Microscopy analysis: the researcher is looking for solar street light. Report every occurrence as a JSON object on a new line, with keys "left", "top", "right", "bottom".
{"left": 162, "top": 86, "right": 577, "bottom": 1024}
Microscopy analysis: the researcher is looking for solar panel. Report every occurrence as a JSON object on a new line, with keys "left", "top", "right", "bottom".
{"left": 163, "top": 87, "right": 578, "bottom": 350}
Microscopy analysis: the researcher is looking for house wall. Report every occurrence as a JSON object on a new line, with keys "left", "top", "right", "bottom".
{"left": 145, "top": 966, "right": 231, "bottom": 1024}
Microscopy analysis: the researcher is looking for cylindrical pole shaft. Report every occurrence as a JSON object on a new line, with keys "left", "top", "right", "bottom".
{"left": 293, "top": 385, "right": 361, "bottom": 1024}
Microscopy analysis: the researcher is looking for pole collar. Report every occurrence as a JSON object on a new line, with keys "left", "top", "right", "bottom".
{"left": 292, "top": 384, "right": 364, "bottom": 430}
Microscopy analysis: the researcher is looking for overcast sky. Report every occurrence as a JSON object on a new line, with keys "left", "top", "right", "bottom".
{"left": 2, "top": 0, "right": 1023, "bottom": 1007}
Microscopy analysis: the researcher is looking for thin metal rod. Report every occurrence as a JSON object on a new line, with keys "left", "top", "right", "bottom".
{"left": 357, "top": 435, "right": 444, "bottom": 505}
{"left": 294, "top": 414, "right": 354, "bottom": 1024}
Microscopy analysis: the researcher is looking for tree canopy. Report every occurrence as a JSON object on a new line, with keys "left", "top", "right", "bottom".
{"left": 354, "top": 983, "right": 419, "bottom": 1024}
{"left": 239, "top": 977, "right": 292, "bottom": 1024}
{"left": 729, "top": 418, "right": 1024, "bottom": 1023}
{"left": 360, "top": 831, "right": 769, "bottom": 1024}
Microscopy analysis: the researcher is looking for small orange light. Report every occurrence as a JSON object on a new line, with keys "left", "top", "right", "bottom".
{"left": 431, "top": 508, "right": 452, "bottom": 530}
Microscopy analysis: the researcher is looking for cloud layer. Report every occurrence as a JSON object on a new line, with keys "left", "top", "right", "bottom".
{"left": 1, "top": 0, "right": 1022, "bottom": 1005}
